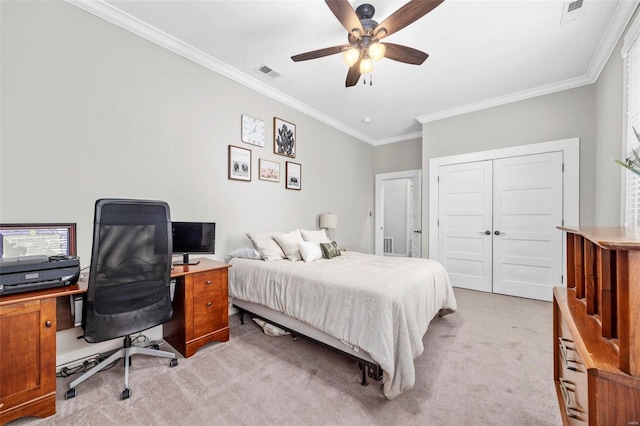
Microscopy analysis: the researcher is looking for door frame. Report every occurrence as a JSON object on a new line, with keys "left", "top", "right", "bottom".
{"left": 428, "top": 138, "right": 579, "bottom": 283}
{"left": 375, "top": 169, "right": 422, "bottom": 256}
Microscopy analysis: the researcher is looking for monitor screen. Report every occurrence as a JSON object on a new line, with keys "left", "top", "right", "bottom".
{"left": 0, "top": 223, "right": 77, "bottom": 258}
{"left": 172, "top": 222, "right": 216, "bottom": 255}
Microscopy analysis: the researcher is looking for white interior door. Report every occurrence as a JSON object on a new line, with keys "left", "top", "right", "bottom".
{"left": 438, "top": 161, "right": 493, "bottom": 292}
{"left": 410, "top": 174, "right": 422, "bottom": 257}
{"left": 492, "top": 152, "right": 563, "bottom": 301}
{"left": 375, "top": 170, "right": 422, "bottom": 257}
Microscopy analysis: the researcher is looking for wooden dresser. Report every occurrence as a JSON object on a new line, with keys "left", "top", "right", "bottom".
{"left": 163, "top": 259, "right": 230, "bottom": 358}
{"left": 554, "top": 227, "right": 640, "bottom": 425}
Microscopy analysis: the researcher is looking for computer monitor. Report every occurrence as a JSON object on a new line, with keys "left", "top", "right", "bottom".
{"left": 0, "top": 223, "right": 77, "bottom": 258}
{"left": 171, "top": 221, "right": 215, "bottom": 265}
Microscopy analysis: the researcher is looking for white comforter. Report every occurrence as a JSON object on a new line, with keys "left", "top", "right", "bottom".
{"left": 228, "top": 251, "right": 457, "bottom": 399}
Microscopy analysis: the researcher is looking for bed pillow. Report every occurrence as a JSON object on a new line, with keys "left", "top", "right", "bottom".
{"left": 320, "top": 241, "right": 341, "bottom": 259}
{"left": 299, "top": 241, "right": 323, "bottom": 262}
{"left": 272, "top": 229, "right": 305, "bottom": 261}
{"left": 300, "top": 229, "right": 331, "bottom": 244}
{"left": 227, "top": 246, "right": 262, "bottom": 260}
{"left": 246, "top": 231, "right": 286, "bottom": 261}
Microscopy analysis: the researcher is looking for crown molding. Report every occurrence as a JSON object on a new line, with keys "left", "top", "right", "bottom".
{"left": 418, "top": 1, "right": 639, "bottom": 125}
{"left": 65, "top": 0, "right": 377, "bottom": 146}
{"left": 66, "top": 0, "right": 639, "bottom": 145}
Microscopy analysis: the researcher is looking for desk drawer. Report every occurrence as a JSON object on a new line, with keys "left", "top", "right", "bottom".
{"left": 192, "top": 270, "right": 227, "bottom": 337}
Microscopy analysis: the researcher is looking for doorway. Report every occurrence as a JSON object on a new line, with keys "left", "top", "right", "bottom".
{"left": 428, "top": 138, "right": 580, "bottom": 302}
{"left": 375, "top": 170, "right": 422, "bottom": 257}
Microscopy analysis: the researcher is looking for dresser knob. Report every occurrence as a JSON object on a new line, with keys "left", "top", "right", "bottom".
{"left": 45, "top": 320, "right": 52, "bottom": 328}
{"left": 205, "top": 280, "right": 212, "bottom": 285}
{"left": 206, "top": 302, "right": 212, "bottom": 307}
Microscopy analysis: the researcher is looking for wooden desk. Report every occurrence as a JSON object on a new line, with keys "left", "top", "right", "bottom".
{"left": 164, "top": 259, "right": 230, "bottom": 358}
{"left": 0, "top": 258, "right": 229, "bottom": 424}
{"left": 0, "top": 283, "right": 84, "bottom": 425}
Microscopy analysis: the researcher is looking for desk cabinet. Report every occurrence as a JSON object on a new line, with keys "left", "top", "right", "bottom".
{"left": 0, "top": 298, "right": 57, "bottom": 424}
{"left": 554, "top": 227, "right": 640, "bottom": 425}
{"left": 164, "top": 259, "right": 230, "bottom": 358}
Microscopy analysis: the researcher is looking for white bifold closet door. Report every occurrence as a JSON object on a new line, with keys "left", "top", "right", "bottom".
{"left": 438, "top": 151, "right": 563, "bottom": 301}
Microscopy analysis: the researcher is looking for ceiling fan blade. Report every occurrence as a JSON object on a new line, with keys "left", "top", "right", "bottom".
{"left": 346, "top": 60, "right": 361, "bottom": 87}
{"left": 325, "top": 0, "right": 364, "bottom": 40}
{"left": 291, "top": 45, "right": 350, "bottom": 62}
{"left": 374, "top": 0, "right": 444, "bottom": 39}
{"left": 382, "top": 42, "right": 429, "bottom": 65}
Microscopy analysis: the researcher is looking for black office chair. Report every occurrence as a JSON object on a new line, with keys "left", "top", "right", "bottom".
{"left": 65, "top": 199, "right": 178, "bottom": 401}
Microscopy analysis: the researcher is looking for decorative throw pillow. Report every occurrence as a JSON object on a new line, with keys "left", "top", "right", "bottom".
{"left": 272, "top": 229, "right": 305, "bottom": 261}
{"left": 320, "top": 241, "right": 341, "bottom": 259}
{"left": 300, "top": 229, "right": 331, "bottom": 244}
{"left": 299, "top": 241, "right": 323, "bottom": 262}
{"left": 246, "top": 231, "right": 286, "bottom": 261}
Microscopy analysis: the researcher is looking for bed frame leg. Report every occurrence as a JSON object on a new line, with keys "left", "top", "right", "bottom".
{"left": 238, "top": 309, "right": 245, "bottom": 324}
{"left": 359, "top": 363, "right": 369, "bottom": 386}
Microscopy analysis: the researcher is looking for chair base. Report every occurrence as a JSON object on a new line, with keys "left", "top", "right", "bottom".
{"left": 65, "top": 335, "right": 178, "bottom": 400}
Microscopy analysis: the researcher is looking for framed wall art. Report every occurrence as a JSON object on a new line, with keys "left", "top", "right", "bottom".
{"left": 228, "top": 145, "right": 252, "bottom": 182}
{"left": 259, "top": 159, "right": 280, "bottom": 182}
{"left": 274, "top": 117, "right": 296, "bottom": 158}
{"left": 241, "top": 114, "right": 265, "bottom": 147}
{"left": 285, "top": 161, "right": 301, "bottom": 190}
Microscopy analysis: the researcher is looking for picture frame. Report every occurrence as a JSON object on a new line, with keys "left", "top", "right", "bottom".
{"left": 274, "top": 117, "right": 296, "bottom": 158}
{"left": 241, "top": 114, "right": 266, "bottom": 147}
{"left": 228, "top": 145, "right": 252, "bottom": 181}
{"left": 285, "top": 161, "right": 301, "bottom": 190}
{"left": 259, "top": 158, "right": 280, "bottom": 182}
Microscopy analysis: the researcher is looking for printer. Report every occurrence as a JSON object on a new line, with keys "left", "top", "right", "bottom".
{"left": 0, "top": 255, "right": 80, "bottom": 295}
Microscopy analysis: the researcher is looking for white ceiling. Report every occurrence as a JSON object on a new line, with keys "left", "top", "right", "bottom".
{"left": 73, "top": 0, "right": 638, "bottom": 145}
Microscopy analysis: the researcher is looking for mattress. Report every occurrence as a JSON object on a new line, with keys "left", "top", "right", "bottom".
{"left": 228, "top": 251, "right": 457, "bottom": 399}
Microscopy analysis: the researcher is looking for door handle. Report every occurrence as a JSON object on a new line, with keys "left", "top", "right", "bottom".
{"left": 413, "top": 230, "right": 422, "bottom": 234}
{"left": 494, "top": 230, "right": 506, "bottom": 236}
{"left": 479, "top": 230, "right": 491, "bottom": 235}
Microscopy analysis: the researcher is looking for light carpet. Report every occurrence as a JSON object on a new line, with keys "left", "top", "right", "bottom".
{"left": 10, "top": 288, "right": 562, "bottom": 426}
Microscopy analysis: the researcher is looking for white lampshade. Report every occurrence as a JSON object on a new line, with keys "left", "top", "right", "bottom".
{"left": 368, "top": 42, "right": 386, "bottom": 61}
{"left": 319, "top": 213, "right": 338, "bottom": 229}
{"left": 359, "top": 57, "right": 374, "bottom": 74}
{"left": 343, "top": 48, "right": 360, "bottom": 67}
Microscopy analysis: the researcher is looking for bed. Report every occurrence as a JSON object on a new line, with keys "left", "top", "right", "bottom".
{"left": 227, "top": 233, "right": 457, "bottom": 400}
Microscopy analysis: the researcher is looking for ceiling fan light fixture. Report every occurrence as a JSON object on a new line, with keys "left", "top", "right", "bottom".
{"left": 368, "top": 42, "right": 386, "bottom": 61}
{"left": 360, "top": 57, "right": 374, "bottom": 74}
{"left": 343, "top": 48, "right": 360, "bottom": 67}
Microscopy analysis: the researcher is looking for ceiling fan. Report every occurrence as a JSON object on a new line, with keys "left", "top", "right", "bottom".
{"left": 291, "top": 0, "right": 444, "bottom": 87}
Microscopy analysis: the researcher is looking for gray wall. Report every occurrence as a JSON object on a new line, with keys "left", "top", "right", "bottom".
{"left": 594, "top": 37, "right": 625, "bottom": 225}
{"left": 421, "top": 10, "right": 638, "bottom": 251}
{"left": 374, "top": 138, "right": 421, "bottom": 174}
{"left": 0, "top": 1, "right": 375, "bottom": 265}
{"left": 421, "top": 85, "right": 598, "bottom": 253}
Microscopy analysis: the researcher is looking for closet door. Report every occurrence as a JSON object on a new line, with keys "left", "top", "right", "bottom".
{"left": 438, "top": 161, "right": 493, "bottom": 292}
{"left": 492, "top": 152, "right": 563, "bottom": 301}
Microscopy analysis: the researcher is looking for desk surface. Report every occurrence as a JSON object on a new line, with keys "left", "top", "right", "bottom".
{"left": 0, "top": 258, "right": 230, "bottom": 306}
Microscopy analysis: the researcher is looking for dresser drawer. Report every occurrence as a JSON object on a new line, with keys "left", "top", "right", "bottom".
{"left": 557, "top": 310, "right": 588, "bottom": 424}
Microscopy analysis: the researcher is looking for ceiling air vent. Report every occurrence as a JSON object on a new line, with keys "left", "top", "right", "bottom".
{"left": 255, "top": 63, "right": 282, "bottom": 80}
{"left": 560, "top": 0, "right": 585, "bottom": 24}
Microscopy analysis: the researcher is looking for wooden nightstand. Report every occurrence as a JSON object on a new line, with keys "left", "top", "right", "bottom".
{"left": 163, "top": 259, "right": 230, "bottom": 358}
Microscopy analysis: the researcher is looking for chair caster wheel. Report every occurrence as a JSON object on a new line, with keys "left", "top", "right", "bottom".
{"left": 65, "top": 388, "right": 77, "bottom": 400}
{"left": 170, "top": 358, "right": 178, "bottom": 367}
{"left": 121, "top": 388, "right": 131, "bottom": 400}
